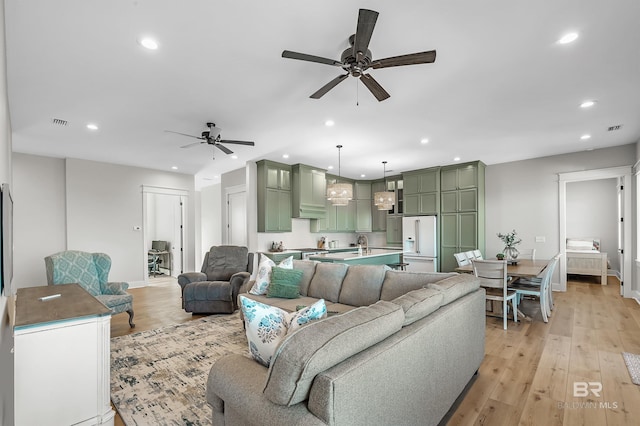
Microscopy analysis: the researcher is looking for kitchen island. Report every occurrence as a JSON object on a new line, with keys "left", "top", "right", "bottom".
{"left": 308, "top": 249, "right": 402, "bottom": 266}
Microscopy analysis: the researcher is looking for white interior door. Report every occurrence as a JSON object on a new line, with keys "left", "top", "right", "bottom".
{"left": 227, "top": 190, "right": 247, "bottom": 246}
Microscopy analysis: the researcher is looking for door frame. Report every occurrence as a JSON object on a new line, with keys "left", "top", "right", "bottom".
{"left": 558, "top": 166, "right": 632, "bottom": 296}
{"left": 142, "top": 185, "right": 189, "bottom": 283}
{"left": 224, "top": 184, "right": 246, "bottom": 245}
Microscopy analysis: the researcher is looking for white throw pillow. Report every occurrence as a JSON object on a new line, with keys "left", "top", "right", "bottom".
{"left": 249, "top": 254, "right": 294, "bottom": 295}
{"left": 239, "top": 295, "right": 327, "bottom": 367}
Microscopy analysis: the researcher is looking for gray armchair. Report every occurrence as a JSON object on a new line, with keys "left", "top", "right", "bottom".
{"left": 178, "top": 246, "right": 254, "bottom": 314}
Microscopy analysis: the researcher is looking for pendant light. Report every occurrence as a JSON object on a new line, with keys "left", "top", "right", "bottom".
{"left": 326, "top": 145, "right": 353, "bottom": 206}
{"left": 374, "top": 161, "right": 395, "bottom": 210}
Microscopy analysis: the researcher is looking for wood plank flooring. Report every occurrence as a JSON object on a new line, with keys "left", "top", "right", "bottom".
{"left": 110, "top": 275, "right": 640, "bottom": 425}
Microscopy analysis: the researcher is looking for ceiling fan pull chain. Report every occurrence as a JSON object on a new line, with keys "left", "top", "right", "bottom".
{"left": 356, "top": 78, "right": 359, "bottom": 106}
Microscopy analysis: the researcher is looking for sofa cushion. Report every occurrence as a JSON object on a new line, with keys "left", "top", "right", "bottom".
{"left": 263, "top": 300, "right": 404, "bottom": 406}
{"left": 267, "top": 267, "right": 304, "bottom": 299}
{"left": 426, "top": 274, "right": 480, "bottom": 305}
{"left": 307, "top": 263, "right": 349, "bottom": 302}
{"left": 204, "top": 246, "right": 249, "bottom": 281}
{"left": 291, "top": 260, "right": 318, "bottom": 297}
{"left": 239, "top": 295, "right": 327, "bottom": 367}
{"left": 391, "top": 287, "right": 444, "bottom": 326}
{"left": 380, "top": 271, "right": 458, "bottom": 301}
{"left": 338, "top": 265, "right": 387, "bottom": 307}
{"left": 249, "top": 254, "right": 293, "bottom": 295}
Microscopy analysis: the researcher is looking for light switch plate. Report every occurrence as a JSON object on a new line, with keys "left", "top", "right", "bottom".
{"left": 535, "top": 236, "right": 545, "bottom": 243}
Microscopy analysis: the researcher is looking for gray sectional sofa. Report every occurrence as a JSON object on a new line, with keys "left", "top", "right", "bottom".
{"left": 207, "top": 260, "right": 486, "bottom": 426}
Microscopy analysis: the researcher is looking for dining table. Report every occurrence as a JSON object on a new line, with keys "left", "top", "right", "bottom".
{"left": 455, "top": 258, "right": 551, "bottom": 320}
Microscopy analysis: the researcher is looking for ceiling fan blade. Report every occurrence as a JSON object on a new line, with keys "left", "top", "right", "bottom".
{"left": 360, "top": 73, "right": 390, "bottom": 101}
{"left": 180, "top": 141, "right": 204, "bottom": 149}
{"left": 215, "top": 143, "right": 234, "bottom": 155}
{"left": 371, "top": 50, "right": 437, "bottom": 69}
{"left": 219, "top": 140, "right": 255, "bottom": 146}
{"left": 164, "top": 130, "right": 204, "bottom": 140}
{"left": 310, "top": 74, "right": 349, "bottom": 99}
{"left": 282, "top": 50, "right": 341, "bottom": 67}
{"left": 353, "top": 9, "right": 379, "bottom": 61}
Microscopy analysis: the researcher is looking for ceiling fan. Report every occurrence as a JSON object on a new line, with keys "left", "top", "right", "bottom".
{"left": 165, "top": 122, "right": 255, "bottom": 158}
{"left": 282, "top": 8, "right": 436, "bottom": 101}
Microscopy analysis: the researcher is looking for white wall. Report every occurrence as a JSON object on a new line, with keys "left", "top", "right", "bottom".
{"left": 200, "top": 183, "right": 222, "bottom": 260}
{"left": 13, "top": 154, "right": 66, "bottom": 287}
{"left": 220, "top": 167, "right": 245, "bottom": 244}
{"left": 0, "top": 0, "right": 14, "bottom": 422}
{"left": 566, "top": 178, "right": 618, "bottom": 271}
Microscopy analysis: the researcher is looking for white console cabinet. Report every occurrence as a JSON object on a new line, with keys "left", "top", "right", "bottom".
{"left": 14, "top": 283, "right": 114, "bottom": 426}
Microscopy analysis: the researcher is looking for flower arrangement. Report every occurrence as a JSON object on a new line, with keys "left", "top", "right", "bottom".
{"left": 497, "top": 229, "right": 521, "bottom": 248}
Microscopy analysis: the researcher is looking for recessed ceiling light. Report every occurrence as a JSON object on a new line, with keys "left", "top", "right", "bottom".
{"left": 231, "top": 155, "right": 238, "bottom": 160}
{"left": 453, "top": 157, "right": 461, "bottom": 162}
{"left": 580, "top": 100, "right": 596, "bottom": 108}
{"left": 139, "top": 37, "right": 159, "bottom": 50}
{"left": 86, "top": 123, "right": 98, "bottom": 130}
{"left": 171, "top": 166, "right": 178, "bottom": 170}
{"left": 580, "top": 134, "right": 591, "bottom": 140}
{"left": 361, "top": 174, "right": 366, "bottom": 178}
{"left": 557, "top": 32, "right": 579, "bottom": 44}
{"left": 420, "top": 138, "right": 429, "bottom": 144}
{"left": 282, "top": 154, "right": 289, "bottom": 159}
{"left": 327, "top": 165, "right": 334, "bottom": 170}
{"left": 325, "top": 120, "right": 335, "bottom": 127}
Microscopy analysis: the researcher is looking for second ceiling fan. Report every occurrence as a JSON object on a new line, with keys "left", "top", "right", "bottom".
{"left": 282, "top": 9, "right": 436, "bottom": 101}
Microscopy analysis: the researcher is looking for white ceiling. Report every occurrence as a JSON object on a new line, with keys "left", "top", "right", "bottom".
{"left": 5, "top": 1, "right": 640, "bottom": 187}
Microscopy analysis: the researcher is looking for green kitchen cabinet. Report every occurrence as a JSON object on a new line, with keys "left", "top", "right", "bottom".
{"left": 386, "top": 215, "right": 402, "bottom": 245}
{"left": 370, "top": 180, "right": 387, "bottom": 232}
{"left": 292, "top": 164, "right": 326, "bottom": 219}
{"left": 385, "top": 176, "right": 403, "bottom": 243}
{"left": 403, "top": 167, "right": 440, "bottom": 215}
{"left": 355, "top": 181, "right": 372, "bottom": 232}
{"left": 257, "top": 160, "right": 292, "bottom": 232}
{"left": 310, "top": 174, "right": 356, "bottom": 233}
{"left": 439, "top": 161, "right": 485, "bottom": 271}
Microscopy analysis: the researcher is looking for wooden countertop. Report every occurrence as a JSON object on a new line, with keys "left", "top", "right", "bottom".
{"left": 14, "top": 283, "right": 111, "bottom": 329}
{"left": 309, "top": 249, "right": 404, "bottom": 262}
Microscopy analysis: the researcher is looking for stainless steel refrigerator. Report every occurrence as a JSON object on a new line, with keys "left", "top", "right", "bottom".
{"left": 402, "top": 215, "right": 438, "bottom": 272}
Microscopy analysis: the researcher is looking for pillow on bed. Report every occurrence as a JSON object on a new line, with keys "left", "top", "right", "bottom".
{"left": 566, "top": 238, "right": 597, "bottom": 251}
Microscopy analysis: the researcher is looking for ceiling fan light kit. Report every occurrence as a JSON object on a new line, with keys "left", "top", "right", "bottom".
{"left": 373, "top": 160, "right": 395, "bottom": 210}
{"left": 282, "top": 9, "right": 436, "bottom": 102}
{"left": 326, "top": 145, "right": 353, "bottom": 206}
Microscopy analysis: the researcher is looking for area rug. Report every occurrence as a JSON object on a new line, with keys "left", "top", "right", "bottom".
{"left": 111, "top": 313, "right": 248, "bottom": 425}
{"left": 622, "top": 352, "right": 640, "bottom": 385}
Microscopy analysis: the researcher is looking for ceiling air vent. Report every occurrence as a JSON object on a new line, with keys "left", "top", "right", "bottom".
{"left": 608, "top": 124, "right": 623, "bottom": 131}
{"left": 51, "top": 118, "right": 68, "bottom": 127}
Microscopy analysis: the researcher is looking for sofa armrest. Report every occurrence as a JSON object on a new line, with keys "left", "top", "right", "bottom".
{"left": 207, "top": 354, "right": 324, "bottom": 426}
{"left": 177, "top": 272, "right": 207, "bottom": 290}
{"left": 229, "top": 272, "right": 251, "bottom": 310}
{"left": 239, "top": 278, "right": 255, "bottom": 295}
{"left": 104, "top": 281, "right": 129, "bottom": 295}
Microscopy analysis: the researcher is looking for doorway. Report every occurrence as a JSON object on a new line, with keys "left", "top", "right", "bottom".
{"left": 226, "top": 185, "right": 247, "bottom": 246}
{"left": 558, "top": 166, "right": 632, "bottom": 297}
{"left": 142, "top": 186, "right": 188, "bottom": 280}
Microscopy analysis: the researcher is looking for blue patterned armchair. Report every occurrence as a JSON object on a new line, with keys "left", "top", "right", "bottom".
{"left": 45, "top": 250, "right": 135, "bottom": 327}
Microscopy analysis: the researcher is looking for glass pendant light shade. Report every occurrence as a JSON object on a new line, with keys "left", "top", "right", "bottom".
{"left": 326, "top": 145, "right": 353, "bottom": 206}
{"left": 373, "top": 161, "right": 395, "bottom": 210}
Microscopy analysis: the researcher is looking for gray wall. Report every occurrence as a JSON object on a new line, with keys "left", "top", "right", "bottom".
{"left": 485, "top": 144, "right": 635, "bottom": 290}
{"left": 0, "top": 0, "right": 14, "bottom": 422}
{"left": 566, "top": 178, "right": 618, "bottom": 271}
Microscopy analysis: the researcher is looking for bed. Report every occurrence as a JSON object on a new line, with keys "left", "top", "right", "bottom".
{"left": 565, "top": 238, "right": 608, "bottom": 285}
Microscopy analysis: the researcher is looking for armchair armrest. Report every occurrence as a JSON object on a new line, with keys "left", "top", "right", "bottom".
{"left": 230, "top": 272, "right": 251, "bottom": 310}
{"left": 178, "top": 272, "right": 207, "bottom": 290}
{"left": 104, "top": 281, "right": 129, "bottom": 295}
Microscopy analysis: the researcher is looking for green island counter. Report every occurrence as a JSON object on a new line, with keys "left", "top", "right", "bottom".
{"left": 308, "top": 249, "right": 402, "bottom": 266}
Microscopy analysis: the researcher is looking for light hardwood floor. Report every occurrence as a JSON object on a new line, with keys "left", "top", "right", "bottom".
{"left": 111, "top": 275, "right": 640, "bottom": 425}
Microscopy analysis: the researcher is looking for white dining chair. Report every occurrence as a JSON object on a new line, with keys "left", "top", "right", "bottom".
{"left": 508, "top": 255, "right": 559, "bottom": 322}
{"left": 472, "top": 249, "right": 483, "bottom": 260}
{"left": 464, "top": 250, "right": 477, "bottom": 261}
{"left": 454, "top": 252, "right": 471, "bottom": 267}
{"left": 515, "top": 253, "right": 561, "bottom": 312}
{"left": 471, "top": 259, "right": 518, "bottom": 330}
{"left": 517, "top": 248, "right": 536, "bottom": 260}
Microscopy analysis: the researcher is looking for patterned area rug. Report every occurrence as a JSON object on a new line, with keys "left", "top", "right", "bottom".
{"left": 111, "top": 313, "right": 248, "bottom": 425}
{"left": 622, "top": 352, "right": 640, "bottom": 385}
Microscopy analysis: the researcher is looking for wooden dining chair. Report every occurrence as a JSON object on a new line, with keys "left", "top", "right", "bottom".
{"left": 508, "top": 255, "right": 558, "bottom": 322}
{"left": 472, "top": 249, "right": 483, "bottom": 260}
{"left": 513, "top": 253, "right": 561, "bottom": 315}
{"left": 471, "top": 259, "right": 518, "bottom": 330}
{"left": 465, "top": 250, "right": 477, "bottom": 261}
{"left": 517, "top": 248, "right": 536, "bottom": 260}
{"left": 454, "top": 252, "right": 471, "bottom": 267}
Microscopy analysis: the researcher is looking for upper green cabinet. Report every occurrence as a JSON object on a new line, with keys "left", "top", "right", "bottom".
{"left": 355, "top": 181, "right": 372, "bottom": 232}
{"left": 292, "top": 164, "right": 326, "bottom": 219}
{"left": 310, "top": 174, "right": 356, "bottom": 233}
{"left": 441, "top": 163, "right": 479, "bottom": 191}
{"left": 257, "top": 160, "right": 292, "bottom": 232}
{"left": 403, "top": 167, "right": 440, "bottom": 215}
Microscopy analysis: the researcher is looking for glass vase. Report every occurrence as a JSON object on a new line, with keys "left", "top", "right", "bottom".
{"left": 503, "top": 246, "right": 519, "bottom": 261}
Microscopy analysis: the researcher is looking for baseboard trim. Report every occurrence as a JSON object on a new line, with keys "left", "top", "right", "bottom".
{"left": 128, "top": 280, "right": 147, "bottom": 289}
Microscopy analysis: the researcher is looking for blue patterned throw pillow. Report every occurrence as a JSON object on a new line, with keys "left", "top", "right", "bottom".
{"left": 249, "top": 254, "right": 294, "bottom": 295}
{"left": 239, "top": 295, "right": 327, "bottom": 367}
